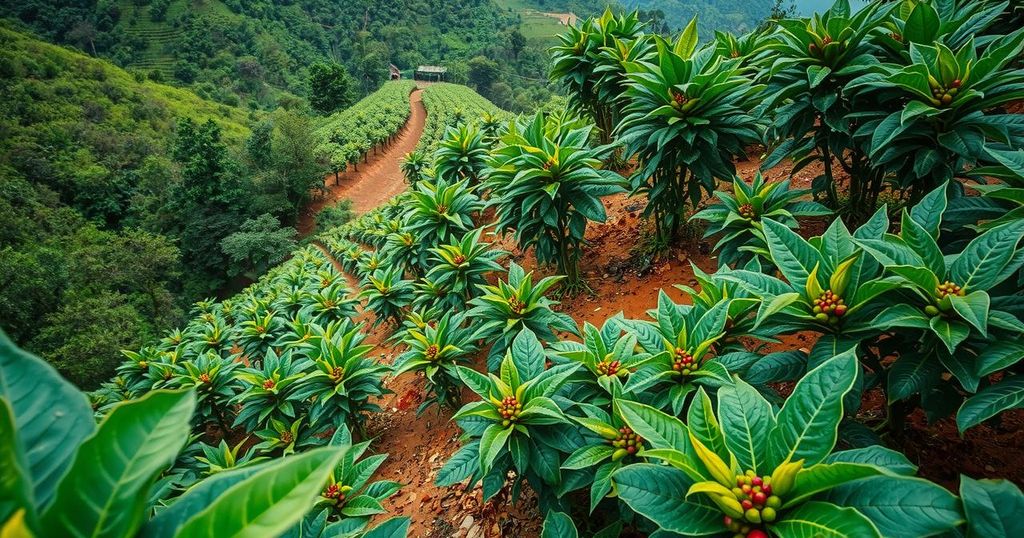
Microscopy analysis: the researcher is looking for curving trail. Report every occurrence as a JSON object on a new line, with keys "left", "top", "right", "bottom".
{"left": 298, "top": 89, "right": 425, "bottom": 236}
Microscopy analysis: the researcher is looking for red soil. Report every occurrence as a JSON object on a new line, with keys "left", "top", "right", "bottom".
{"left": 297, "top": 89, "right": 426, "bottom": 236}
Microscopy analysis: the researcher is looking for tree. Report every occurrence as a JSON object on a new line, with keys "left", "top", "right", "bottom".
{"left": 30, "top": 290, "right": 152, "bottom": 389}
{"left": 246, "top": 120, "right": 274, "bottom": 169}
{"left": 308, "top": 62, "right": 354, "bottom": 114}
{"left": 221, "top": 213, "right": 297, "bottom": 278}
{"left": 467, "top": 55, "right": 500, "bottom": 93}
{"left": 270, "top": 110, "right": 324, "bottom": 217}
{"left": 508, "top": 29, "right": 526, "bottom": 60}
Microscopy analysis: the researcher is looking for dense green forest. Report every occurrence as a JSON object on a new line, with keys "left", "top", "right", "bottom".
{"left": 0, "top": 25, "right": 326, "bottom": 387}
{"left": 0, "top": 0, "right": 561, "bottom": 111}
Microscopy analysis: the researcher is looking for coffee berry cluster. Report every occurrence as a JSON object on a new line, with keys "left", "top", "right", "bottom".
{"left": 812, "top": 289, "right": 846, "bottom": 323}
{"left": 610, "top": 426, "right": 643, "bottom": 461}
{"left": 596, "top": 355, "right": 629, "bottom": 378}
{"left": 507, "top": 296, "right": 526, "bottom": 315}
{"left": 730, "top": 470, "right": 781, "bottom": 526}
{"left": 498, "top": 396, "right": 522, "bottom": 427}
{"left": 738, "top": 203, "right": 757, "bottom": 219}
{"left": 672, "top": 348, "right": 700, "bottom": 375}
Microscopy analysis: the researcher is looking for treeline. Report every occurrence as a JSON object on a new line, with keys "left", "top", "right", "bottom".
{"left": 0, "top": 26, "right": 326, "bottom": 388}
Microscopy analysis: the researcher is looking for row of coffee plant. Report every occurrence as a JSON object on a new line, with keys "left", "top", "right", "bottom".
{"left": 2, "top": 244, "right": 410, "bottom": 536}
{"left": 311, "top": 2, "right": 1024, "bottom": 533}
{"left": 414, "top": 82, "right": 510, "bottom": 156}
{"left": 1, "top": 331, "right": 410, "bottom": 538}
{"left": 315, "top": 80, "right": 417, "bottom": 181}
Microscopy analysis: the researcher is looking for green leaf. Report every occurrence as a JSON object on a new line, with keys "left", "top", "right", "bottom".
{"left": 612, "top": 464, "right": 721, "bottom": 535}
{"left": 717, "top": 380, "right": 774, "bottom": 473}
{"left": 687, "top": 388, "right": 728, "bottom": 460}
{"left": 175, "top": 447, "right": 344, "bottom": 538}
{"left": 39, "top": 389, "right": 196, "bottom": 538}
{"left": 807, "top": 65, "right": 832, "bottom": 89}
{"left": 141, "top": 465, "right": 264, "bottom": 538}
{"left": 949, "top": 221, "right": 1024, "bottom": 291}
{"left": 0, "top": 331, "right": 94, "bottom": 512}
{"left": 360, "top": 517, "right": 411, "bottom": 538}
{"left": 479, "top": 424, "right": 513, "bottom": 474}
{"left": 824, "top": 476, "right": 963, "bottom": 538}
{"left": 762, "top": 218, "right": 824, "bottom": 290}
{"left": 903, "top": 2, "right": 940, "bottom": 44}
{"left": 541, "top": 511, "right": 577, "bottom": 538}
{"left": 562, "top": 445, "right": 616, "bottom": 470}
{"left": 870, "top": 304, "right": 930, "bottom": 331}
{"left": 435, "top": 442, "right": 479, "bottom": 487}
{"left": 0, "top": 399, "right": 33, "bottom": 528}
{"left": 929, "top": 316, "right": 969, "bottom": 353}
{"left": 959, "top": 475, "right": 1024, "bottom": 537}
{"left": 976, "top": 341, "right": 1024, "bottom": 378}
{"left": 957, "top": 376, "right": 1024, "bottom": 432}
{"left": 617, "top": 400, "right": 690, "bottom": 453}
{"left": 787, "top": 462, "right": 887, "bottom": 506}
{"left": 949, "top": 291, "right": 990, "bottom": 336}
{"left": 888, "top": 351, "right": 941, "bottom": 402}
{"left": 768, "top": 350, "right": 858, "bottom": 468}
{"left": 825, "top": 446, "right": 917, "bottom": 475}
{"left": 771, "top": 501, "right": 881, "bottom": 538}
{"left": 675, "top": 17, "right": 699, "bottom": 57}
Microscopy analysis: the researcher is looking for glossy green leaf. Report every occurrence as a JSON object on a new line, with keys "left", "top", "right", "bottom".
{"left": 717, "top": 380, "right": 774, "bottom": 473}
{"left": 771, "top": 501, "right": 881, "bottom": 538}
{"left": 39, "top": 389, "right": 195, "bottom": 538}
{"left": 541, "top": 511, "right": 577, "bottom": 538}
{"left": 0, "top": 331, "right": 93, "bottom": 512}
{"left": 768, "top": 350, "right": 858, "bottom": 468}
{"left": 959, "top": 475, "right": 1024, "bottom": 537}
{"left": 957, "top": 376, "right": 1024, "bottom": 432}
{"left": 175, "top": 447, "right": 343, "bottom": 538}
{"left": 612, "top": 464, "right": 721, "bottom": 535}
{"left": 824, "top": 476, "right": 963, "bottom": 538}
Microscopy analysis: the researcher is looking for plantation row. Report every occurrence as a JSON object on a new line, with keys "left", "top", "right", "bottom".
{"left": 315, "top": 107, "right": 1024, "bottom": 536}
{"left": 315, "top": 80, "right": 417, "bottom": 180}
{"left": 1, "top": 244, "right": 410, "bottom": 537}
{"left": 414, "top": 82, "right": 510, "bottom": 155}
{"left": 323, "top": 0, "right": 1024, "bottom": 535}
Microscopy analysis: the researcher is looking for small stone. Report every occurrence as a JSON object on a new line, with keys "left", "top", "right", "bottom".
{"left": 798, "top": 347, "right": 810, "bottom": 354}
{"left": 594, "top": 307, "right": 602, "bottom": 312}
{"left": 677, "top": 252, "right": 688, "bottom": 263}
{"left": 467, "top": 524, "right": 483, "bottom": 538}
{"left": 985, "top": 465, "right": 996, "bottom": 473}
{"left": 460, "top": 515, "right": 475, "bottom": 529}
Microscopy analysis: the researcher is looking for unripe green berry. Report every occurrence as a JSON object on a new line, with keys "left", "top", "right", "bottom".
{"left": 761, "top": 507, "right": 777, "bottom": 522}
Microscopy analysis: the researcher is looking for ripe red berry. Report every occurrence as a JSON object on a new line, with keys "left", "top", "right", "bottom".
{"left": 747, "top": 530, "right": 769, "bottom": 538}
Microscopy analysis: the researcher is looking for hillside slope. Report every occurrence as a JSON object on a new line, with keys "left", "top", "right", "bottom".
{"left": 1, "top": 0, "right": 525, "bottom": 108}
{"left": 0, "top": 24, "right": 268, "bottom": 388}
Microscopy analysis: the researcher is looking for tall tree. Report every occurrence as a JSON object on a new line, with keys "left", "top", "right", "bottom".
{"left": 308, "top": 62, "right": 355, "bottom": 114}
{"left": 508, "top": 29, "right": 526, "bottom": 60}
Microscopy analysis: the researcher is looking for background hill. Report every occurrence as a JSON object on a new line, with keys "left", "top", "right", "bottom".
{"left": 0, "top": 24, "right": 326, "bottom": 387}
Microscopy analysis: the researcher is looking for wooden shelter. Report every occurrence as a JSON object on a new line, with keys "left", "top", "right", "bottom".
{"left": 414, "top": 65, "right": 447, "bottom": 82}
{"left": 389, "top": 64, "right": 401, "bottom": 80}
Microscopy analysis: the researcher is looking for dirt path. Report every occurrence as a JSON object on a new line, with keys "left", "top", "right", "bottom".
{"left": 297, "top": 89, "right": 426, "bottom": 236}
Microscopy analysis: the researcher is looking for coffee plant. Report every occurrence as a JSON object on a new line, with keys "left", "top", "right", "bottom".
{"left": 393, "top": 312, "right": 476, "bottom": 413}
{"left": 691, "top": 172, "right": 830, "bottom": 267}
{"left": 359, "top": 266, "right": 416, "bottom": 326}
{"left": 467, "top": 261, "right": 579, "bottom": 370}
{"left": 485, "top": 111, "right": 626, "bottom": 290}
{"left": 425, "top": 229, "right": 505, "bottom": 305}
{"left": 617, "top": 23, "right": 764, "bottom": 246}
{"left": 613, "top": 352, "right": 964, "bottom": 538}
{"left": 433, "top": 123, "right": 491, "bottom": 183}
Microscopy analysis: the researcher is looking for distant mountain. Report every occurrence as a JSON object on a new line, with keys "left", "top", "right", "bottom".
{"left": 619, "top": 0, "right": 775, "bottom": 34}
